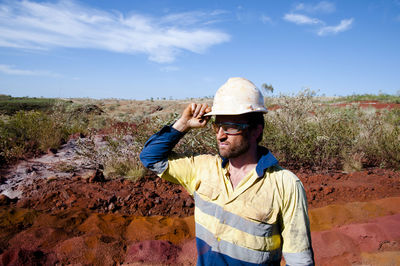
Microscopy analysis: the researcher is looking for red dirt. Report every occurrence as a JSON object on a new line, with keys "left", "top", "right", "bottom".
{"left": 0, "top": 132, "right": 399, "bottom": 265}
{"left": 15, "top": 172, "right": 194, "bottom": 217}
{"left": 4, "top": 168, "right": 399, "bottom": 217}
{"left": 298, "top": 168, "right": 400, "bottom": 209}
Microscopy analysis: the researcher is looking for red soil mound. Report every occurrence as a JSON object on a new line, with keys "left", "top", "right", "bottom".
{"left": 16, "top": 172, "right": 194, "bottom": 217}
{"left": 298, "top": 168, "right": 400, "bottom": 209}
{"left": 0, "top": 166, "right": 399, "bottom": 265}
{"left": 312, "top": 213, "right": 400, "bottom": 265}
{"left": 6, "top": 168, "right": 399, "bottom": 218}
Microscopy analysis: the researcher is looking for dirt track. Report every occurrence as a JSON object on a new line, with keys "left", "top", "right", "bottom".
{"left": 0, "top": 136, "right": 400, "bottom": 265}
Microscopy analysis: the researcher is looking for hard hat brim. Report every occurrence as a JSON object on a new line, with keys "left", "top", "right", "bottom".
{"left": 204, "top": 108, "right": 268, "bottom": 116}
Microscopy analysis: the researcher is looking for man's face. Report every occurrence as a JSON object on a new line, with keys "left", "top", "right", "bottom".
{"left": 214, "top": 115, "right": 251, "bottom": 159}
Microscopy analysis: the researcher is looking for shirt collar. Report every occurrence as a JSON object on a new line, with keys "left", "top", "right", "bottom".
{"left": 221, "top": 146, "right": 279, "bottom": 177}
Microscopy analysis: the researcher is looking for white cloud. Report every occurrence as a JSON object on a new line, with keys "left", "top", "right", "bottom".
{"left": 0, "top": 64, "right": 61, "bottom": 77}
{"left": 318, "top": 18, "right": 354, "bottom": 36}
{"left": 283, "top": 6, "right": 353, "bottom": 37}
{"left": 295, "top": 1, "right": 335, "bottom": 13}
{"left": 260, "top": 15, "right": 272, "bottom": 24}
{"left": 0, "top": 0, "right": 230, "bottom": 63}
{"left": 160, "top": 10, "right": 228, "bottom": 26}
{"left": 283, "top": 13, "right": 323, "bottom": 25}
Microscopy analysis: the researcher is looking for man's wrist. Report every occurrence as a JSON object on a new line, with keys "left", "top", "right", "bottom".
{"left": 172, "top": 119, "right": 190, "bottom": 133}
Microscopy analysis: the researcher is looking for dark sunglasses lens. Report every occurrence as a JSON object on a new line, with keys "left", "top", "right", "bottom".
{"left": 223, "top": 125, "right": 241, "bottom": 134}
{"left": 213, "top": 123, "right": 245, "bottom": 134}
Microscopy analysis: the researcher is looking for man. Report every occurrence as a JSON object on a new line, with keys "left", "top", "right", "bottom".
{"left": 140, "top": 77, "right": 314, "bottom": 265}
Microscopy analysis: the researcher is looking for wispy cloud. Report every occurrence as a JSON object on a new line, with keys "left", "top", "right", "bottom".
{"left": 0, "top": 64, "right": 61, "bottom": 77}
{"left": 0, "top": 0, "right": 230, "bottom": 63}
{"left": 284, "top": 2, "right": 353, "bottom": 37}
{"left": 260, "top": 15, "right": 272, "bottom": 24}
{"left": 160, "top": 66, "right": 179, "bottom": 72}
{"left": 294, "top": 1, "right": 336, "bottom": 14}
{"left": 283, "top": 13, "right": 322, "bottom": 25}
{"left": 318, "top": 18, "right": 354, "bottom": 36}
{"left": 161, "top": 10, "right": 228, "bottom": 26}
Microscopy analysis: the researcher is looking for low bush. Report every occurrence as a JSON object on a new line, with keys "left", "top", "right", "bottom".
{"left": 0, "top": 101, "right": 93, "bottom": 166}
{"left": 0, "top": 110, "right": 61, "bottom": 164}
{"left": 262, "top": 90, "right": 400, "bottom": 170}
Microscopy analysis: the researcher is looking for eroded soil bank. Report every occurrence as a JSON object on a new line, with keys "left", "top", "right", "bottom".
{"left": 0, "top": 138, "right": 399, "bottom": 265}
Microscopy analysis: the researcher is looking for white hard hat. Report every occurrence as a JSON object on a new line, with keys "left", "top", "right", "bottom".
{"left": 205, "top": 77, "right": 268, "bottom": 116}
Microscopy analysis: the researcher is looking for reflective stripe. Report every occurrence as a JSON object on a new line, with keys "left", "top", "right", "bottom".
{"left": 194, "top": 192, "right": 277, "bottom": 237}
{"left": 195, "top": 206, "right": 282, "bottom": 251}
{"left": 284, "top": 250, "right": 314, "bottom": 266}
{"left": 196, "top": 223, "right": 282, "bottom": 264}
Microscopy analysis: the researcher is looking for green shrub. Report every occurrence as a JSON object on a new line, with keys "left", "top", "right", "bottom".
{"left": 261, "top": 90, "right": 400, "bottom": 170}
{"left": 0, "top": 111, "right": 59, "bottom": 163}
{"left": 356, "top": 110, "right": 400, "bottom": 169}
{"left": 0, "top": 102, "right": 93, "bottom": 166}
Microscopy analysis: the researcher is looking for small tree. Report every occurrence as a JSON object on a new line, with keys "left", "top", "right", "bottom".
{"left": 261, "top": 83, "right": 274, "bottom": 94}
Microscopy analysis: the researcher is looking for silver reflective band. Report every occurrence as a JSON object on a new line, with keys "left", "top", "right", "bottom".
{"left": 194, "top": 192, "right": 277, "bottom": 237}
{"left": 195, "top": 223, "right": 282, "bottom": 264}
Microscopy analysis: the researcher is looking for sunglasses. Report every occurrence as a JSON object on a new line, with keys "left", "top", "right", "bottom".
{"left": 212, "top": 122, "right": 250, "bottom": 135}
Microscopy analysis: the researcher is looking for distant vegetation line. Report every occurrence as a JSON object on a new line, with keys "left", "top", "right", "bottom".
{"left": 0, "top": 94, "right": 57, "bottom": 115}
{"left": 337, "top": 94, "right": 400, "bottom": 104}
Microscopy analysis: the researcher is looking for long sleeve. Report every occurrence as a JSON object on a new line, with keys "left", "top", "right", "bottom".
{"left": 140, "top": 124, "right": 206, "bottom": 195}
{"left": 280, "top": 172, "right": 314, "bottom": 266}
{"left": 139, "top": 125, "right": 185, "bottom": 174}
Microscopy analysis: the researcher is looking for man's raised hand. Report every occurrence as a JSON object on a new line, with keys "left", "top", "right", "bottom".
{"left": 173, "top": 103, "right": 211, "bottom": 132}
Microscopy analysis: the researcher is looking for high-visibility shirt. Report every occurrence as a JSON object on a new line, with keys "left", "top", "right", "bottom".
{"left": 140, "top": 125, "right": 314, "bottom": 265}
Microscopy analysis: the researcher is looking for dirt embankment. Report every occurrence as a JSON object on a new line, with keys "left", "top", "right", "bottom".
{"left": 0, "top": 137, "right": 399, "bottom": 265}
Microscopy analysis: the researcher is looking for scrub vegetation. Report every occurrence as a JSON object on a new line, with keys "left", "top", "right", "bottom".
{"left": 262, "top": 90, "right": 400, "bottom": 170}
{"left": 1, "top": 92, "right": 399, "bottom": 178}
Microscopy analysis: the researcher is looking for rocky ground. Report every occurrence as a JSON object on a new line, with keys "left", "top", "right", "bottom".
{"left": 0, "top": 136, "right": 400, "bottom": 265}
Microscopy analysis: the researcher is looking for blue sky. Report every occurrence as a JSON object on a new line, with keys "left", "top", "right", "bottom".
{"left": 0, "top": 0, "right": 399, "bottom": 99}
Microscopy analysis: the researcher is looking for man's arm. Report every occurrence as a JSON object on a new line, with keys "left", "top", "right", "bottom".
{"left": 139, "top": 103, "right": 211, "bottom": 173}
{"left": 280, "top": 172, "right": 314, "bottom": 266}
{"left": 139, "top": 125, "right": 185, "bottom": 174}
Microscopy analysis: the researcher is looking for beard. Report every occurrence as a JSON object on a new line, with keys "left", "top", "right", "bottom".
{"left": 218, "top": 137, "right": 250, "bottom": 159}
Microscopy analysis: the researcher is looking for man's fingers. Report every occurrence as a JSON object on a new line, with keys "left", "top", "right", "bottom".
{"left": 183, "top": 103, "right": 211, "bottom": 129}
{"left": 190, "top": 103, "right": 196, "bottom": 115}
{"left": 192, "top": 104, "right": 198, "bottom": 118}
{"left": 195, "top": 103, "right": 210, "bottom": 118}
{"left": 197, "top": 104, "right": 209, "bottom": 118}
